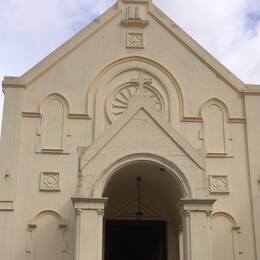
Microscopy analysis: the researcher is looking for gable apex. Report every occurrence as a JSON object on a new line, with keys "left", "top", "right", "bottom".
{"left": 2, "top": 1, "right": 255, "bottom": 94}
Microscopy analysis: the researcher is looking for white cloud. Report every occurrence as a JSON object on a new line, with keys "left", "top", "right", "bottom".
{"left": 0, "top": 0, "right": 259, "bottom": 131}
{"left": 154, "top": 0, "right": 260, "bottom": 83}
{"left": 0, "top": 0, "right": 115, "bottom": 78}
{"left": 0, "top": 0, "right": 115, "bottom": 129}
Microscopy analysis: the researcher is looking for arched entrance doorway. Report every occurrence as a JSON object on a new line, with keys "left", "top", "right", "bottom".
{"left": 103, "top": 161, "right": 185, "bottom": 260}
{"left": 72, "top": 155, "right": 215, "bottom": 260}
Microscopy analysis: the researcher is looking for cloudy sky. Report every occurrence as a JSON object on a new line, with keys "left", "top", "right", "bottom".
{"left": 0, "top": 0, "right": 260, "bottom": 129}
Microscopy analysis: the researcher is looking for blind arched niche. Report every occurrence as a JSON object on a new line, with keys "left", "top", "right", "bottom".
{"left": 200, "top": 99, "right": 232, "bottom": 157}
{"left": 36, "top": 94, "right": 70, "bottom": 154}
{"left": 26, "top": 210, "right": 68, "bottom": 260}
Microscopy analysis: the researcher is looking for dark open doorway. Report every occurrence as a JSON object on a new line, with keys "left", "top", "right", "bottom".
{"left": 105, "top": 220, "right": 167, "bottom": 260}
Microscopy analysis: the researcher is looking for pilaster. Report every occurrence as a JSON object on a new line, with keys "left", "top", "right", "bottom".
{"left": 244, "top": 93, "right": 260, "bottom": 260}
{"left": 0, "top": 84, "right": 24, "bottom": 260}
{"left": 71, "top": 197, "right": 107, "bottom": 260}
{"left": 178, "top": 199, "right": 216, "bottom": 260}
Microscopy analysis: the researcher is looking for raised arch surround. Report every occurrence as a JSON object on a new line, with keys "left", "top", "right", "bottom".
{"left": 210, "top": 211, "right": 242, "bottom": 260}
{"left": 72, "top": 152, "right": 214, "bottom": 260}
{"left": 28, "top": 210, "right": 68, "bottom": 229}
{"left": 200, "top": 98, "right": 234, "bottom": 157}
{"left": 106, "top": 74, "right": 165, "bottom": 122}
{"left": 92, "top": 154, "right": 192, "bottom": 198}
{"left": 26, "top": 210, "right": 68, "bottom": 259}
{"left": 86, "top": 56, "right": 183, "bottom": 117}
{"left": 200, "top": 98, "right": 245, "bottom": 123}
{"left": 85, "top": 56, "right": 183, "bottom": 138}
{"left": 39, "top": 93, "right": 70, "bottom": 115}
{"left": 211, "top": 211, "right": 240, "bottom": 228}
{"left": 102, "top": 159, "right": 185, "bottom": 260}
{"left": 35, "top": 93, "right": 71, "bottom": 154}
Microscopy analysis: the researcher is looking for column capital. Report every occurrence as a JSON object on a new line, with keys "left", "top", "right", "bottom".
{"left": 75, "top": 208, "right": 82, "bottom": 216}
{"left": 71, "top": 197, "right": 108, "bottom": 211}
{"left": 177, "top": 198, "right": 216, "bottom": 214}
{"left": 97, "top": 209, "right": 105, "bottom": 216}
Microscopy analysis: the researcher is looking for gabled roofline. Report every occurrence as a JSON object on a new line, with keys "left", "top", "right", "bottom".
{"left": 2, "top": 1, "right": 257, "bottom": 93}
{"left": 2, "top": 3, "right": 121, "bottom": 87}
{"left": 80, "top": 98, "right": 205, "bottom": 171}
{"left": 149, "top": 5, "right": 247, "bottom": 93}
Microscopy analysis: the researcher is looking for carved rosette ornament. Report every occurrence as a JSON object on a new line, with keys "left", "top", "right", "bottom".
{"left": 106, "top": 71, "right": 164, "bottom": 121}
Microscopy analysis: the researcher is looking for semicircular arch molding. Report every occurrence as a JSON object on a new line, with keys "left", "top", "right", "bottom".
{"left": 210, "top": 211, "right": 241, "bottom": 260}
{"left": 200, "top": 98, "right": 230, "bottom": 120}
{"left": 85, "top": 56, "right": 185, "bottom": 138}
{"left": 211, "top": 211, "right": 240, "bottom": 228}
{"left": 28, "top": 210, "right": 67, "bottom": 230}
{"left": 36, "top": 93, "right": 71, "bottom": 154}
{"left": 91, "top": 153, "right": 192, "bottom": 199}
{"left": 26, "top": 210, "right": 68, "bottom": 259}
{"left": 200, "top": 98, "right": 233, "bottom": 156}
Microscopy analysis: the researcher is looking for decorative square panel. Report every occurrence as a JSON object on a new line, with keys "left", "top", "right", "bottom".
{"left": 40, "top": 172, "right": 60, "bottom": 191}
{"left": 126, "top": 32, "right": 144, "bottom": 48}
{"left": 209, "top": 175, "right": 229, "bottom": 194}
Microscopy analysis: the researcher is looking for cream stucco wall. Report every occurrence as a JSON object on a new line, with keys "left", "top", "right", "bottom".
{"left": 0, "top": 0, "right": 259, "bottom": 260}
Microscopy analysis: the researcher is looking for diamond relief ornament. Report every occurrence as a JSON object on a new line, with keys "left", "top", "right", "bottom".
{"left": 40, "top": 172, "right": 60, "bottom": 191}
{"left": 127, "top": 33, "right": 144, "bottom": 48}
{"left": 209, "top": 175, "right": 229, "bottom": 194}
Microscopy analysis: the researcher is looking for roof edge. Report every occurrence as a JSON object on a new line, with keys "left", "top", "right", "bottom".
{"left": 243, "top": 85, "right": 260, "bottom": 95}
{"left": 149, "top": 4, "right": 247, "bottom": 93}
{"left": 2, "top": 77, "right": 26, "bottom": 88}
{"left": 2, "top": 1, "right": 256, "bottom": 93}
{"left": 2, "top": 3, "right": 120, "bottom": 87}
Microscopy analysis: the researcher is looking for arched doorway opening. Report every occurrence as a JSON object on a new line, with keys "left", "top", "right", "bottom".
{"left": 103, "top": 161, "right": 186, "bottom": 260}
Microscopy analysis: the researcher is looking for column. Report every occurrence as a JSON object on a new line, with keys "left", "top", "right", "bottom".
{"left": 71, "top": 197, "right": 107, "bottom": 260}
{"left": 74, "top": 208, "right": 82, "bottom": 260}
{"left": 178, "top": 199, "right": 216, "bottom": 260}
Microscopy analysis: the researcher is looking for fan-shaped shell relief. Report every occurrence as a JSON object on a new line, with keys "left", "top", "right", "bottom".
{"left": 106, "top": 71, "right": 164, "bottom": 122}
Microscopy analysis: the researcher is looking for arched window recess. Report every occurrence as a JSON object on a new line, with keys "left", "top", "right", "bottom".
{"left": 200, "top": 98, "right": 233, "bottom": 157}
{"left": 36, "top": 93, "right": 71, "bottom": 154}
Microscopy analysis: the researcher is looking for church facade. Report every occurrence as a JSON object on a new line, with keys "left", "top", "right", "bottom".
{"left": 0, "top": 0, "right": 260, "bottom": 259}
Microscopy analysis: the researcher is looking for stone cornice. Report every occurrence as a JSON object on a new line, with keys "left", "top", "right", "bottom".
{"left": 71, "top": 197, "right": 108, "bottom": 210}
{"left": 2, "top": 77, "right": 26, "bottom": 88}
{"left": 177, "top": 198, "right": 216, "bottom": 213}
{"left": 243, "top": 85, "right": 260, "bottom": 95}
{"left": 177, "top": 198, "right": 216, "bottom": 216}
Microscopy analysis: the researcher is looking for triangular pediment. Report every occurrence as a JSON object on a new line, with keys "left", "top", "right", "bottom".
{"left": 80, "top": 99, "right": 205, "bottom": 171}
{"left": 2, "top": 0, "right": 249, "bottom": 93}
